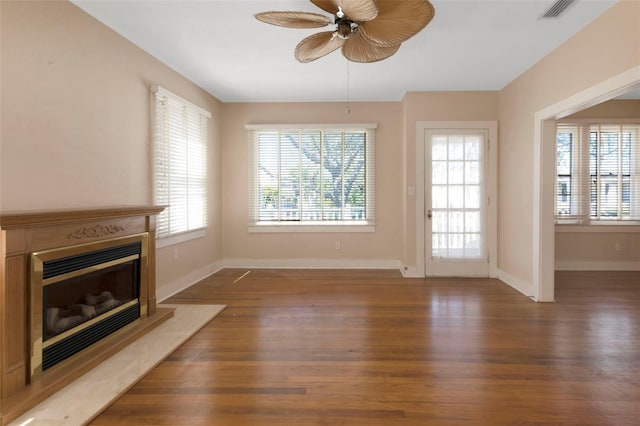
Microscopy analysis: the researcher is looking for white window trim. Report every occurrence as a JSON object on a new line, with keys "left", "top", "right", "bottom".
{"left": 156, "top": 228, "right": 207, "bottom": 248}
{"left": 249, "top": 223, "right": 375, "bottom": 233}
{"left": 556, "top": 223, "right": 640, "bottom": 233}
{"left": 153, "top": 85, "right": 211, "bottom": 118}
{"left": 246, "top": 123, "right": 377, "bottom": 233}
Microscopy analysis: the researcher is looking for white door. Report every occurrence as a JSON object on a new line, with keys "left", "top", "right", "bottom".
{"left": 425, "top": 129, "right": 489, "bottom": 277}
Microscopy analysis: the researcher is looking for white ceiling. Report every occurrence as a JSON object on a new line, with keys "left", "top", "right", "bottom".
{"left": 72, "top": 0, "right": 618, "bottom": 103}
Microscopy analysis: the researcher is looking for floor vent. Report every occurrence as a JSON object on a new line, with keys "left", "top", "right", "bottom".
{"left": 541, "top": 0, "right": 576, "bottom": 18}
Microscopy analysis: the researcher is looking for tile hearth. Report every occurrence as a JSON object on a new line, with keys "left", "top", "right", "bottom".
{"left": 9, "top": 304, "right": 225, "bottom": 426}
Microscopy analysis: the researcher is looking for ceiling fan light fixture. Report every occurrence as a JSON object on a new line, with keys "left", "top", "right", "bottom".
{"left": 257, "top": 0, "right": 435, "bottom": 63}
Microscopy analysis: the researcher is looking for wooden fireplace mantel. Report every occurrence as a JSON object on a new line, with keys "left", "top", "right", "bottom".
{"left": 0, "top": 205, "right": 166, "bottom": 228}
{"left": 0, "top": 205, "right": 170, "bottom": 425}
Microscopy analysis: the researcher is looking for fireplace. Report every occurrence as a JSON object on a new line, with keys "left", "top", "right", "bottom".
{"left": 30, "top": 234, "right": 148, "bottom": 376}
{"left": 0, "top": 206, "right": 170, "bottom": 426}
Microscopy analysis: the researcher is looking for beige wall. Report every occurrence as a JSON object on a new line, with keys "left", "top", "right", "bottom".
{"left": 222, "top": 94, "right": 499, "bottom": 268}
{"left": 0, "top": 1, "right": 224, "bottom": 294}
{"left": 556, "top": 99, "right": 640, "bottom": 269}
{"left": 556, "top": 231, "right": 639, "bottom": 267}
{"left": 221, "top": 102, "right": 404, "bottom": 264}
{"left": 499, "top": 1, "right": 640, "bottom": 287}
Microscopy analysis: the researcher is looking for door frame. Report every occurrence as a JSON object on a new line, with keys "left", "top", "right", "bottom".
{"left": 416, "top": 121, "right": 498, "bottom": 278}
{"left": 532, "top": 66, "right": 640, "bottom": 302}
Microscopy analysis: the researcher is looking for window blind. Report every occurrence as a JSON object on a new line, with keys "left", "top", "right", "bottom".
{"left": 556, "top": 125, "right": 589, "bottom": 222}
{"left": 555, "top": 123, "right": 640, "bottom": 222}
{"left": 247, "top": 125, "right": 376, "bottom": 227}
{"left": 153, "top": 86, "right": 210, "bottom": 238}
{"left": 590, "top": 124, "right": 640, "bottom": 220}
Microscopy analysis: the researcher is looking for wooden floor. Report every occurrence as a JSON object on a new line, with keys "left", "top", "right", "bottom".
{"left": 91, "top": 269, "right": 640, "bottom": 425}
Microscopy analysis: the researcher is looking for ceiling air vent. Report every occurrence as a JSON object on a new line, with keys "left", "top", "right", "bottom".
{"left": 541, "top": 0, "right": 576, "bottom": 18}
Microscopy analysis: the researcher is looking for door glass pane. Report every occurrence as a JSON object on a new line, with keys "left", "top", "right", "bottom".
{"left": 431, "top": 132, "right": 485, "bottom": 260}
{"left": 448, "top": 162, "right": 464, "bottom": 184}
{"left": 432, "top": 185, "right": 447, "bottom": 208}
{"left": 465, "top": 137, "right": 480, "bottom": 160}
{"left": 433, "top": 211, "right": 448, "bottom": 233}
{"left": 432, "top": 137, "right": 448, "bottom": 160}
{"left": 432, "top": 161, "right": 447, "bottom": 184}
{"left": 448, "top": 211, "right": 463, "bottom": 233}
{"left": 465, "top": 211, "right": 480, "bottom": 232}
{"left": 448, "top": 186, "right": 464, "bottom": 208}
{"left": 448, "top": 137, "right": 464, "bottom": 160}
{"left": 465, "top": 234, "right": 481, "bottom": 257}
{"left": 465, "top": 186, "right": 481, "bottom": 209}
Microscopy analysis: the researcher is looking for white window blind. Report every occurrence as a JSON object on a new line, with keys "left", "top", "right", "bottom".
{"left": 153, "top": 86, "right": 210, "bottom": 239}
{"left": 556, "top": 123, "right": 640, "bottom": 222}
{"left": 247, "top": 125, "right": 376, "bottom": 227}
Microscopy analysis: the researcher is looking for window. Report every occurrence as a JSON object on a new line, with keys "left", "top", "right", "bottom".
{"left": 152, "top": 86, "right": 209, "bottom": 240}
{"left": 556, "top": 123, "right": 640, "bottom": 223}
{"left": 247, "top": 125, "right": 376, "bottom": 230}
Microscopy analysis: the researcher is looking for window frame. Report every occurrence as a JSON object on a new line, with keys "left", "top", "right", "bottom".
{"left": 246, "top": 123, "right": 376, "bottom": 233}
{"left": 555, "top": 119, "right": 640, "bottom": 228}
{"left": 152, "top": 86, "right": 210, "bottom": 245}
{"left": 555, "top": 125, "right": 581, "bottom": 221}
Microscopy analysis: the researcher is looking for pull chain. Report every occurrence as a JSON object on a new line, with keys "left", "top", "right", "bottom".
{"left": 346, "top": 60, "right": 351, "bottom": 115}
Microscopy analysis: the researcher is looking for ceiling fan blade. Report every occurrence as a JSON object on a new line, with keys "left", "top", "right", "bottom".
{"left": 342, "top": 32, "right": 400, "bottom": 63}
{"left": 310, "top": 0, "right": 378, "bottom": 22}
{"left": 295, "top": 31, "right": 345, "bottom": 63}
{"left": 359, "top": 0, "right": 435, "bottom": 46}
{"left": 255, "top": 11, "right": 331, "bottom": 28}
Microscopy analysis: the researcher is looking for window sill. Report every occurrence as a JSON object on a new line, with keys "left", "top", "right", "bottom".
{"left": 248, "top": 221, "right": 375, "bottom": 233}
{"left": 156, "top": 228, "right": 207, "bottom": 248}
{"left": 556, "top": 222, "right": 640, "bottom": 233}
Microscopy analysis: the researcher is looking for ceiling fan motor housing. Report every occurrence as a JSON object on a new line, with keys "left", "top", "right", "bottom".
{"left": 336, "top": 16, "right": 357, "bottom": 39}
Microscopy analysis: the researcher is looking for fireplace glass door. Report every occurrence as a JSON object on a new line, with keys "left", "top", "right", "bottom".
{"left": 31, "top": 233, "right": 148, "bottom": 374}
{"left": 43, "top": 259, "right": 139, "bottom": 341}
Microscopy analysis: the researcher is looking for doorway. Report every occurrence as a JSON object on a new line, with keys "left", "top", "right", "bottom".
{"left": 415, "top": 121, "right": 497, "bottom": 278}
{"left": 424, "top": 129, "right": 489, "bottom": 276}
{"left": 533, "top": 68, "right": 640, "bottom": 301}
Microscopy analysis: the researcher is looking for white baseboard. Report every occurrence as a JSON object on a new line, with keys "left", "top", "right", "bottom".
{"left": 402, "top": 267, "right": 499, "bottom": 279}
{"left": 156, "top": 260, "right": 225, "bottom": 302}
{"left": 401, "top": 266, "right": 421, "bottom": 278}
{"left": 555, "top": 260, "right": 640, "bottom": 271}
{"left": 496, "top": 269, "right": 534, "bottom": 298}
{"left": 222, "top": 258, "right": 403, "bottom": 270}
{"left": 157, "top": 258, "right": 403, "bottom": 302}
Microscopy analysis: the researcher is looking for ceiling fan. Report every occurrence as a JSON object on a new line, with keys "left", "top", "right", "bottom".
{"left": 255, "top": 0, "right": 435, "bottom": 63}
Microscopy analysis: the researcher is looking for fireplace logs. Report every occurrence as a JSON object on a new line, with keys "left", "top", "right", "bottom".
{"left": 45, "top": 291, "right": 125, "bottom": 337}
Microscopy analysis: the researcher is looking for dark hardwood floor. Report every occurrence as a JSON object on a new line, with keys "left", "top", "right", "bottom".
{"left": 91, "top": 269, "right": 640, "bottom": 425}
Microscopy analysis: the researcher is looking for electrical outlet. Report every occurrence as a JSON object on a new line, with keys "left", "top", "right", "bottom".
{"left": 614, "top": 242, "right": 621, "bottom": 252}
{"left": 172, "top": 248, "right": 179, "bottom": 260}
{"left": 335, "top": 241, "right": 341, "bottom": 250}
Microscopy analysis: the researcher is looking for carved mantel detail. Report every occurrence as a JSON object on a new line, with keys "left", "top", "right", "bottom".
{"left": 68, "top": 224, "right": 125, "bottom": 240}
